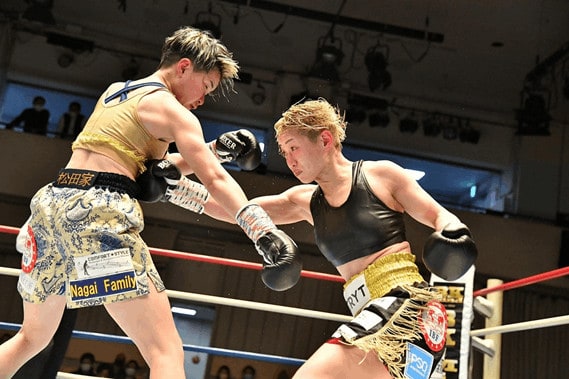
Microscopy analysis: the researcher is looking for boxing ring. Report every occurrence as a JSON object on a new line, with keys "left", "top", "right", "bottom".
{"left": 1, "top": 224, "right": 569, "bottom": 379}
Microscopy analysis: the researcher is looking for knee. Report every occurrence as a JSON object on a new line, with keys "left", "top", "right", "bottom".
{"left": 147, "top": 335, "right": 184, "bottom": 366}
{"left": 15, "top": 328, "right": 53, "bottom": 354}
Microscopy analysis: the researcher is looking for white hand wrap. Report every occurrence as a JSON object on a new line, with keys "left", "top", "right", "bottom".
{"left": 164, "top": 176, "right": 209, "bottom": 214}
{"left": 235, "top": 204, "right": 276, "bottom": 243}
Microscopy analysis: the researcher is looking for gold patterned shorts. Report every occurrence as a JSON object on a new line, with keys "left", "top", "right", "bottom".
{"left": 17, "top": 173, "right": 165, "bottom": 309}
{"left": 329, "top": 252, "right": 447, "bottom": 379}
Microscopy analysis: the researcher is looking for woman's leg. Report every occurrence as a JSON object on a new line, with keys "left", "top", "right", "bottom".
{"left": 293, "top": 342, "right": 393, "bottom": 379}
{"left": 104, "top": 282, "right": 185, "bottom": 379}
{"left": 0, "top": 295, "right": 67, "bottom": 379}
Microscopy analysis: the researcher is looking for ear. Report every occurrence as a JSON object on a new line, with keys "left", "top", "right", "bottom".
{"left": 320, "top": 130, "right": 334, "bottom": 148}
{"left": 177, "top": 58, "right": 193, "bottom": 75}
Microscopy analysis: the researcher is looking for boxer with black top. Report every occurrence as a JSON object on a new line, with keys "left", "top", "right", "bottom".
{"left": 200, "top": 99, "right": 477, "bottom": 379}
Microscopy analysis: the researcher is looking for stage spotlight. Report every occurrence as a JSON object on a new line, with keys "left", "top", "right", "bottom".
{"left": 422, "top": 116, "right": 441, "bottom": 137}
{"left": 193, "top": 8, "right": 222, "bottom": 39}
{"left": 459, "top": 127, "right": 481, "bottom": 144}
{"left": 399, "top": 115, "right": 419, "bottom": 134}
{"left": 368, "top": 109, "right": 390, "bottom": 128}
{"left": 365, "top": 43, "right": 392, "bottom": 92}
{"left": 515, "top": 91, "right": 551, "bottom": 135}
{"left": 442, "top": 118, "right": 458, "bottom": 140}
{"left": 308, "top": 34, "right": 344, "bottom": 82}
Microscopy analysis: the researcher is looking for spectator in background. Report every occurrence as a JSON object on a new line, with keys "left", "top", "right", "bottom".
{"left": 214, "top": 365, "right": 231, "bottom": 379}
{"left": 96, "top": 362, "right": 114, "bottom": 377}
{"left": 7, "top": 96, "right": 50, "bottom": 135}
{"left": 57, "top": 101, "right": 86, "bottom": 140}
{"left": 124, "top": 359, "right": 140, "bottom": 379}
{"left": 240, "top": 365, "right": 256, "bottom": 379}
{"left": 72, "top": 352, "right": 96, "bottom": 376}
{"left": 112, "top": 352, "right": 127, "bottom": 378}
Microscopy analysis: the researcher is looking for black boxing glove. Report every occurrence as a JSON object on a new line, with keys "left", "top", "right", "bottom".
{"left": 208, "top": 129, "right": 262, "bottom": 171}
{"left": 137, "top": 159, "right": 209, "bottom": 213}
{"left": 423, "top": 222, "right": 478, "bottom": 281}
{"left": 137, "top": 159, "right": 181, "bottom": 202}
{"left": 236, "top": 204, "right": 302, "bottom": 291}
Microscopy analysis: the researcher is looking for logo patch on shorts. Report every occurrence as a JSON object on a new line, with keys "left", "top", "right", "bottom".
{"left": 404, "top": 343, "right": 434, "bottom": 379}
{"left": 69, "top": 248, "right": 138, "bottom": 304}
{"left": 69, "top": 271, "right": 137, "bottom": 301}
{"left": 21, "top": 224, "right": 37, "bottom": 273}
{"left": 419, "top": 300, "right": 447, "bottom": 352}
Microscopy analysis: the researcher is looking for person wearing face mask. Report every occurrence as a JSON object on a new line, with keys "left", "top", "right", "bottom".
{"left": 72, "top": 352, "right": 96, "bottom": 376}
{"left": 124, "top": 359, "right": 140, "bottom": 378}
{"left": 6, "top": 96, "right": 50, "bottom": 135}
{"left": 57, "top": 101, "right": 86, "bottom": 140}
{"left": 241, "top": 365, "right": 256, "bottom": 379}
{"left": 214, "top": 365, "right": 231, "bottom": 379}
{"left": 0, "top": 26, "right": 299, "bottom": 379}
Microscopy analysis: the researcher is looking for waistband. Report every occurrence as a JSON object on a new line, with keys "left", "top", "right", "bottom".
{"left": 53, "top": 168, "right": 141, "bottom": 198}
{"left": 343, "top": 252, "right": 424, "bottom": 315}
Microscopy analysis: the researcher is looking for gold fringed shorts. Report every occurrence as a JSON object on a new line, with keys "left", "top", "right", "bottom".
{"left": 329, "top": 252, "right": 447, "bottom": 379}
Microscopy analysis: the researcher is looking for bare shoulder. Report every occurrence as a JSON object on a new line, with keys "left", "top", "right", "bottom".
{"left": 362, "top": 160, "right": 407, "bottom": 179}
{"left": 282, "top": 184, "right": 317, "bottom": 205}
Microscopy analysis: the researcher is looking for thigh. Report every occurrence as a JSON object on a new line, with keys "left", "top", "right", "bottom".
{"left": 293, "top": 342, "right": 391, "bottom": 379}
{"left": 104, "top": 281, "right": 182, "bottom": 360}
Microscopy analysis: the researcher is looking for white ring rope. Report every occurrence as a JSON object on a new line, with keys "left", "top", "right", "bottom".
{"left": 470, "top": 314, "right": 569, "bottom": 337}
{"left": 0, "top": 266, "right": 352, "bottom": 323}
{"left": 3, "top": 266, "right": 566, "bottom": 336}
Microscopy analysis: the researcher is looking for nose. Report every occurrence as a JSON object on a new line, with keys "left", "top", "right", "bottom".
{"left": 285, "top": 154, "right": 296, "bottom": 168}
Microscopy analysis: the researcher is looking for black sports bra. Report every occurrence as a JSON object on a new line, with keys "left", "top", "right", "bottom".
{"left": 310, "top": 160, "right": 407, "bottom": 267}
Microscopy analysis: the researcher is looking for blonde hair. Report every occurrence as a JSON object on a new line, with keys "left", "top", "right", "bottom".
{"left": 159, "top": 26, "right": 239, "bottom": 97}
{"left": 274, "top": 98, "right": 347, "bottom": 148}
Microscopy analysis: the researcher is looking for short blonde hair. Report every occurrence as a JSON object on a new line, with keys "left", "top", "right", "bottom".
{"left": 274, "top": 98, "right": 347, "bottom": 148}
{"left": 159, "top": 26, "right": 239, "bottom": 97}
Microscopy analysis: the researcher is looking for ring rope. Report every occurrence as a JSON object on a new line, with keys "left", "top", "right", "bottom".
{"left": 0, "top": 266, "right": 352, "bottom": 323}
{"left": 470, "top": 314, "right": 569, "bottom": 337}
{"left": 473, "top": 266, "right": 569, "bottom": 297}
{"left": 0, "top": 224, "right": 345, "bottom": 283}
{"left": 0, "top": 322, "right": 306, "bottom": 366}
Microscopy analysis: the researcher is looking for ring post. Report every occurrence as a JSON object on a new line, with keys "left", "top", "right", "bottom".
{"left": 482, "top": 279, "right": 503, "bottom": 379}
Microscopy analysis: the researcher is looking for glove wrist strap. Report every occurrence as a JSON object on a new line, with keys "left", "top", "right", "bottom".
{"left": 207, "top": 141, "right": 232, "bottom": 163}
{"left": 235, "top": 204, "right": 276, "bottom": 243}
{"left": 165, "top": 176, "right": 209, "bottom": 214}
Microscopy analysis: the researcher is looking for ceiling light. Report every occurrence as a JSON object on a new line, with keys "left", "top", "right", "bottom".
{"left": 422, "top": 116, "right": 441, "bottom": 137}
{"left": 399, "top": 115, "right": 419, "bottom": 134}
{"left": 193, "top": 7, "right": 222, "bottom": 39}
{"left": 515, "top": 91, "right": 551, "bottom": 136}
{"left": 308, "top": 35, "right": 344, "bottom": 82}
{"left": 459, "top": 121, "right": 481, "bottom": 144}
{"left": 442, "top": 125, "right": 458, "bottom": 140}
{"left": 365, "top": 43, "right": 392, "bottom": 92}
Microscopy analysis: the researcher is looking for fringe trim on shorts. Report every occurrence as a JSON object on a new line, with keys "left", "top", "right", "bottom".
{"left": 348, "top": 284, "right": 441, "bottom": 379}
